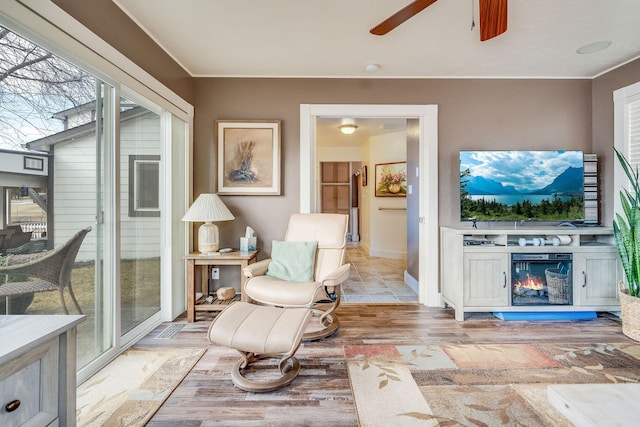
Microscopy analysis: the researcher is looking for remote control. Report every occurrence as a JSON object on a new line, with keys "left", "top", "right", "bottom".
{"left": 219, "top": 248, "right": 233, "bottom": 253}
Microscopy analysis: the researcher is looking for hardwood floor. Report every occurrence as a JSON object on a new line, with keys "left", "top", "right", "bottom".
{"left": 138, "top": 304, "right": 628, "bottom": 426}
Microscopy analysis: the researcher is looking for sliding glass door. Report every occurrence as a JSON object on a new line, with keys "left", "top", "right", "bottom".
{"left": 0, "top": 22, "right": 187, "bottom": 379}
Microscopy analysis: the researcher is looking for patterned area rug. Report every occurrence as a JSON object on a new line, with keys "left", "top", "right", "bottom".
{"left": 77, "top": 347, "right": 206, "bottom": 426}
{"left": 345, "top": 342, "right": 640, "bottom": 426}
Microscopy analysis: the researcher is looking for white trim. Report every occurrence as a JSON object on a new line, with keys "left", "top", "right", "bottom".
{"left": 193, "top": 73, "right": 597, "bottom": 80}
{"left": 160, "top": 110, "right": 173, "bottom": 322}
{"left": 161, "top": 111, "right": 190, "bottom": 321}
{"left": 300, "top": 104, "right": 439, "bottom": 307}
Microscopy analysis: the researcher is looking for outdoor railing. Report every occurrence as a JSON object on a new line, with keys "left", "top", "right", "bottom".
{"left": 16, "top": 222, "right": 47, "bottom": 239}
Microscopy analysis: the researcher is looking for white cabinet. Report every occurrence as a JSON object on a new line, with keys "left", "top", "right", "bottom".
{"left": 574, "top": 251, "right": 622, "bottom": 306}
{"left": 0, "top": 315, "right": 84, "bottom": 427}
{"left": 463, "top": 252, "right": 509, "bottom": 307}
{"left": 0, "top": 339, "right": 58, "bottom": 426}
{"left": 440, "top": 227, "right": 621, "bottom": 321}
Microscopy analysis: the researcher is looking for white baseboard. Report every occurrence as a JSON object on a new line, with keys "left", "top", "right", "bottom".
{"left": 404, "top": 271, "right": 419, "bottom": 294}
{"left": 369, "top": 248, "right": 407, "bottom": 260}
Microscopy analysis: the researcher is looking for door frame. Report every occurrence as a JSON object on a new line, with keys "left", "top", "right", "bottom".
{"left": 299, "top": 104, "right": 439, "bottom": 306}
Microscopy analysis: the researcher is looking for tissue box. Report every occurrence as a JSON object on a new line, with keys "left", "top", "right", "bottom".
{"left": 240, "top": 237, "right": 257, "bottom": 252}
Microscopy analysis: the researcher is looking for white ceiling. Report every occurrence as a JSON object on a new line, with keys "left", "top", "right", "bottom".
{"left": 113, "top": 0, "right": 640, "bottom": 146}
{"left": 316, "top": 117, "right": 407, "bottom": 147}
{"left": 114, "top": 0, "right": 640, "bottom": 79}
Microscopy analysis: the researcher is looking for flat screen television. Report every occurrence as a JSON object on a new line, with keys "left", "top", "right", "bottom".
{"left": 460, "top": 150, "right": 584, "bottom": 223}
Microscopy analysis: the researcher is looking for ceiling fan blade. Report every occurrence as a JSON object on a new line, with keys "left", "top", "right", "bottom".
{"left": 370, "top": 0, "right": 438, "bottom": 36}
{"left": 479, "top": 0, "right": 508, "bottom": 41}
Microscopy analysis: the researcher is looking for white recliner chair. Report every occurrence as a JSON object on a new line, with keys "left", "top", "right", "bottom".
{"left": 243, "top": 213, "right": 350, "bottom": 340}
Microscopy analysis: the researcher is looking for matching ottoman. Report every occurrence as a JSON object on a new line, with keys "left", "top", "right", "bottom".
{"left": 208, "top": 302, "right": 311, "bottom": 392}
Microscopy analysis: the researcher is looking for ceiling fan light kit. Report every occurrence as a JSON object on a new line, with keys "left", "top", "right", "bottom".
{"left": 370, "top": 0, "right": 508, "bottom": 42}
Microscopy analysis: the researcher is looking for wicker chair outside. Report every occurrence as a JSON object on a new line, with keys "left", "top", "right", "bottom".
{"left": 7, "top": 229, "right": 33, "bottom": 250}
{"left": 0, "top": 229, "right": 15, "bottom": 255}
{"left": 0, "top": 227, "right": 91, "bottom": 315}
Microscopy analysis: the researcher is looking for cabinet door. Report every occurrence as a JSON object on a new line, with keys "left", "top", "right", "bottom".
{"left": 0, "top": 339, "right": 58, "bottom": 427}
{"left": 463, "top": 252, "right": 509, "bottom": 306}
{"left": 575, "top": 251, "right": 622, "bottom": 306}
{"left": 321, "top": 184, "right": 350, "bottom": 215}
{"left": 321, "top": 162, "right": 350, "bottom": 183}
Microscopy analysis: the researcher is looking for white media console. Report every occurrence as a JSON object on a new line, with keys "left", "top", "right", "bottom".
{"left": 440, "top": 226, "right": 622, "bottom": 321}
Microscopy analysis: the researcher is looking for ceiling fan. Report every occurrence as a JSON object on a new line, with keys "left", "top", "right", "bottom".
{"left": 370, "top": 0, "right": 508, "bottom": 41}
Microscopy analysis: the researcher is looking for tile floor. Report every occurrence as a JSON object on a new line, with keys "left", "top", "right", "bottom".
{"left": 342, "top": 245, "right": 418, "bottom": 303}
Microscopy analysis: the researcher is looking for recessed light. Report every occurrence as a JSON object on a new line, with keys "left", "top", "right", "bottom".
{"left": 365, "top": 64, "right": 380, "bottom": 73}
{"left": 577, "top": 41, "right": 612, "bottom": 54}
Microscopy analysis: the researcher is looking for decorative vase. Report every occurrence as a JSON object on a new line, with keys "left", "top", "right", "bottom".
{"left": 619, "top": 288, "right": 640, "bottom": 342}
{"left": 388, "top": 183, "right": 401, "bottom": 194}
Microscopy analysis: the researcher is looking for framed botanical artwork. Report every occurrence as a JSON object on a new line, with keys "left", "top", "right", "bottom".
{"left": 375, "top": 162, "right": 407, "bottom": 197}
{"left": 216, "top": 120, "right": 281, "bottom": 195}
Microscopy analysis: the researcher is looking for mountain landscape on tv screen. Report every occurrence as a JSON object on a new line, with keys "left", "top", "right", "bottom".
{"left": 466, "top": 166, "right": 584, "bottom": 196}
{"left": 459, "top": 150, "right": 585, "bottom": 221}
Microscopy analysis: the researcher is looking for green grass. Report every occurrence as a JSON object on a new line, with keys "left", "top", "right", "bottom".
{"left": 2, "top": 257, "right": 161, "bottom": 368}
{"left": 25, "top": 258, "right": 161, "bottom": 315}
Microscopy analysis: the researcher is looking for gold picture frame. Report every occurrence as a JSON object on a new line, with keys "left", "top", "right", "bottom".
{"left": 375, "top": 162, "right": 407, "bottom": 197}
{"left": 216, "top": 120, "right": 281, "bottom": 195}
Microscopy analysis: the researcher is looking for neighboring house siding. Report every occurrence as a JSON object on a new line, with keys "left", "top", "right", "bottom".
{"left": 120, "top": 113, "right": 161, "bottom": 259}
{"left": 53, "top": 138, "right": 100, "bottom": 261}
{"left": 54, "top": 112, "right": 160, "bottom": 261}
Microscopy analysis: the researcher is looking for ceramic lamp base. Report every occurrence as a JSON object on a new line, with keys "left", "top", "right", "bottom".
{"left": 198, "top": 221, "right": 220, "bottom": 253}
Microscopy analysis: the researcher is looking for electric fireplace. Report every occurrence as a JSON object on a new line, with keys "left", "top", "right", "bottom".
{"left": 511, "top": 253, "right": 572, "bottom": 306}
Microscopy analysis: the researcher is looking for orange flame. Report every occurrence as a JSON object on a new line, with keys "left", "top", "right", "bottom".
{"left": 513, "top": 274, "right": 545, "bottom": 291}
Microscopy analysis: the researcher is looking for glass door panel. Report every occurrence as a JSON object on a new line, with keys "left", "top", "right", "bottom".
{"left": 0, "top": 24, "right": 112, "bottom": 371}
{"left": 119, "top": 96, "right": 162, "bottom": 335}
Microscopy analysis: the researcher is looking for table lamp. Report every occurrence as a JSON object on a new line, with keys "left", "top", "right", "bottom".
{"left": 182, "top": 193, "right": 234, "bottom": 253}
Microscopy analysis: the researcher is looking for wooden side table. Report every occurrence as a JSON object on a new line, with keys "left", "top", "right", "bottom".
{"left": 184, "top": 250, "right": 258, "bottom": 322}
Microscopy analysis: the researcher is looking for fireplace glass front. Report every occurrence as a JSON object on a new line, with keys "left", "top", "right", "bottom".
{"left": 511, "top": 253, "right": 572, "bottom": 306}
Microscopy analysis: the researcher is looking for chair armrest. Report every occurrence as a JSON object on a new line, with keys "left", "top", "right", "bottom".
{"left": 243, "top": 258, "right": 271, "bottom": 278}
{"left": 321, "top": 263, "right": 351, "bottom": 288}
{"left": 9, "top": 250, "right": 49, "bottom": 264}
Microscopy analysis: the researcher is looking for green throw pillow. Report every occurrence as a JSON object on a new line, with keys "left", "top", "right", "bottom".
{"left": 266, "top": 240, "right": 318, "bottom": 282}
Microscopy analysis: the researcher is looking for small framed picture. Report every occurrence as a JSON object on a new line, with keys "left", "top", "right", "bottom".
{"left": 375, "top": 162, "right": 407, "bottom": 197}
{"left": 216, "top": 120, "right": 281, "bottom": 195}
{"left": 361, "top": 165, "right": 368, "bottom": 186}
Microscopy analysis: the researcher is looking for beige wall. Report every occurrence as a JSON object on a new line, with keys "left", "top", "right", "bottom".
{"left": 194, "top": 77, "right": 594, "bottom": 255}
{"left": 368, "top": 132, "right": 407, "bottom": 259}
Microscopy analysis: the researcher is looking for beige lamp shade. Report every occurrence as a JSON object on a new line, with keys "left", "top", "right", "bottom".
{"left": 182, "top": 194, "right": 234, "bottom": 253}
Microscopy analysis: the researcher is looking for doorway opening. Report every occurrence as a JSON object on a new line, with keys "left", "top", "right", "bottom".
{"left": 300, "top": 104, "right": 439, "bottom": 307}
{"left": 316, "top": 119, "right": 415, "bottom": 303}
